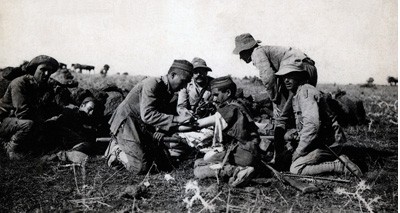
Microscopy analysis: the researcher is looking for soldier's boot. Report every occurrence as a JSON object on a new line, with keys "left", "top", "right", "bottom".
{"left": 193, "top": 159, "right": 235, "bottom": 179}
{"left": 338, "top": 155, "right": 363, "bottom": 177}
{"left": 56, "top": 150, "right": 89, "bottom": 164}
{"left": 228, "top": 166, "right": 256, "bottom": 187}
{"left": 4, "top": 141, "right": 23, "bottom": 160}
{"left": 193, "top": 159, "right": 240, "bottom": 180}
{"left": 299, "top": 155, "right": 362, "bottom": 177}
{"left": 107, "top": 144, "right": 129, "bottom": 169}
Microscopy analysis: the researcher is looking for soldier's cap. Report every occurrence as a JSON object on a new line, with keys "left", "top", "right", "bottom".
{"left": 210, "top": 76, "right": 236, "bottom": 90}
{"left": 275, "top": 64, "right": 308, "bottom": 77}
{"left": 170, "top": 59, "right": 193, "bottom": 73}
{"left": 233, "top": 33, "right": 262, "bottom": 55}
{"left": 192, "top": 57, "right": 212, "bottom": 72}
{"left": 26, "top": 55, "right": 59, "bottom": 75}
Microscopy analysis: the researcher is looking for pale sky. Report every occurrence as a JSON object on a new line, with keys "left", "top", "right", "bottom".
{"left": 0, "top": 0, "right": 397, "bottom": 84}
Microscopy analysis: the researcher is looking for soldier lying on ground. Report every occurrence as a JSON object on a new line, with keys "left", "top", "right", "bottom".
{"left": 40, "top": 94, "right": 109, "bottom": 163}
{"left": 178, "top": 76, "right": 261, "bottom": 187}
{"left": 105, "top": 60, "right": 195, "bottom": 174}
{"left": 275, "top": 65, "right": 362, "bottom": 177}
{"left": 0, "top": 55, "right": 59, "bottom": 160}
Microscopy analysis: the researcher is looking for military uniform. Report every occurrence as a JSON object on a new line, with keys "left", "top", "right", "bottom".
{"left": 108, "top": 76, "right": 182, "bottom": 173}
{"left": 251, "top": 45, "right": 317, "bottom": 128}
{"left": 288, "top": 84, "right": 356, "bottom": 175}
{"left": 0, "top": 75, "right": 39, "bottom": 155}
{"left": 177, "top": 77, "right": 213, "bottom": 116}
{"left": 194, "top": 100, "right": 260, "bottom": 181}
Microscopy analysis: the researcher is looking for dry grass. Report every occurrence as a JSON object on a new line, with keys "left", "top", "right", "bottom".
{"left": 0, "top": 74, "right": 397, "bottom": 212}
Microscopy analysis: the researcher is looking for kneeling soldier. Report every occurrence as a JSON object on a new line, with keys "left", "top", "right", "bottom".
{"left": 275, "top": 65, "right": 362, "bottom": 177}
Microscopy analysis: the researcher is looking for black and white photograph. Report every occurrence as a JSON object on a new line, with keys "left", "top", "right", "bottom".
{"left": 0, "top": 0, "right": 397, "bottom": 212}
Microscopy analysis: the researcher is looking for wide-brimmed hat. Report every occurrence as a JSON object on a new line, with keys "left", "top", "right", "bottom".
{"left": 26, "top": 55, "right": 59, "bottom": 75}
{"left": 170, "top": 59, "right": 193, "bottom": 73}
{"left": 232, "top": 33, "right": 262, "bottom": 55}
{"left": 275, "top": 64, "right": 308, "bottom": 76}
{"left": 191, "top": 57, "right": 212, "bottom": 72}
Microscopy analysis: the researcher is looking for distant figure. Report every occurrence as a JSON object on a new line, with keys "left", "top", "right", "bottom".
{"left": 100, "top": 64, "right": 110, "bottom": 77}
{"left": 387, "top": 76, "right": 398, "bottom": 86}
{"left": 0, "top": 55, "right": 59, "bottom": 160}
{"left": 360, "top": 77, "right": 376, "bottom": 88}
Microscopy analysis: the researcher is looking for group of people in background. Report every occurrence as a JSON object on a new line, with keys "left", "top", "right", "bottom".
{"left": 0, "top": 33, "right": 362, "bottom": 188}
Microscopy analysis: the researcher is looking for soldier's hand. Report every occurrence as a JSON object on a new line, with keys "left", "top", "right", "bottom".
{"left": 173, "top": 114, "right": 194, "bottom": 124}
{"left": 292, "top": 151, "right": 301, "bottom": 162}
{"left": 153, "top": 132, "right": 165, "bottom": 142}
{"left": 45, "top": 115, "right": 61, "bottom": 123}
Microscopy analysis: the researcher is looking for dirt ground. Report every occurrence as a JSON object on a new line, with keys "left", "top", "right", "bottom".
{"left": 0, "top": 84, "right": 398, "bottom": 212}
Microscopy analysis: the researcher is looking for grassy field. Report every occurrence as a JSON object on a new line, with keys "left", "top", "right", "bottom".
{"left": 0, "top": 74, "right": 397, "bottom": 212}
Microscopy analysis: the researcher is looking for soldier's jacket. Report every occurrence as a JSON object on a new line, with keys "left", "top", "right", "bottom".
{"left": 0, "top": 75, "right": 39, "bottom": 120}
{"left": 292, "top": 84, "right": 345, "bottom": 157}
{"left": 177, "top": 77, "right": 213, "bottom": 116}
{"left": 109, "top": 76, "right": 179, "bottom": 136}
{"left": 216, "top": 100, "right": 260, "bottom": 156}
{"left": 251, "top": 46, "right": 317, "bottom": 128}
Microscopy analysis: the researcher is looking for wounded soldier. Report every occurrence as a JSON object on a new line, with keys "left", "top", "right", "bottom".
{"left": 40, "top": 94, "right": 108, "bottom": 163}
{"left": 179, "top": 76, "right": 261, "bottom": 187}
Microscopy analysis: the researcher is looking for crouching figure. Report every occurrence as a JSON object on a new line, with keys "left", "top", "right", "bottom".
{"left": 0, "top": 55, "right": 59, "bottom": 160}
{"left": 275, "top": 65, "right": 362, "bottom": 177}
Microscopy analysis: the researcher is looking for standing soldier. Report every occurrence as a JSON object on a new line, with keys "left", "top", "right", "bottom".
{"left": 106, "top": 60, "right": 194, "bottom": 174}
{"left": 233, "top": 33, "right": 318, "bottom": 167}
{"left": 0, "top": 55, "right": 59, "bottom": 160}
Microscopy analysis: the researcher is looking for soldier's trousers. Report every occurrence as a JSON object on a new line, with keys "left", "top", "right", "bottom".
{"left": 113, "top": 116, "right": 172, "bottom": 174}
{"left": 290, "top": 149, "right": 336, "bottom": 174}
{"left": 0, "top": 117, "right": 34, "bottom": 149}
{"left": 194, "top": 144, "right": 257, "bottom": 179}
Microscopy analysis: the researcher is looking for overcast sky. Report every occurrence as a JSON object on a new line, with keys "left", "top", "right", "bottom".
{"left": 0, "top": 0, "right": 397, "bottom": 84}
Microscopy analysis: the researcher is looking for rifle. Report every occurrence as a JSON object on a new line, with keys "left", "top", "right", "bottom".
{"left": 96, "top": 136, "right": 186, "bottom": 144}
{"left": 282, "top": 173, "right": 351, "bottom": 184}
{"left": 261, "top": 160, "right": 320, "bottom": 194}
{"left": 324, "top": 144, "right": 362, "bottom": 181}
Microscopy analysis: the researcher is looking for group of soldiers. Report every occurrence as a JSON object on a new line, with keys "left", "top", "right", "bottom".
{"left": 0, "top": 33, "right": 362, "bottom": 188}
